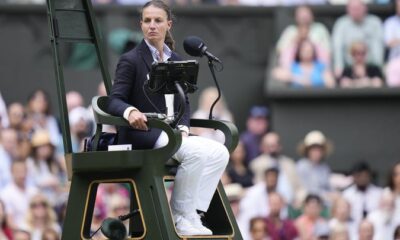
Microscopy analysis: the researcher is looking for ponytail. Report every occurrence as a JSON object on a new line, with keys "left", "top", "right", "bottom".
{"left": 165, "top": 30, "right": 175, "bottom": 51}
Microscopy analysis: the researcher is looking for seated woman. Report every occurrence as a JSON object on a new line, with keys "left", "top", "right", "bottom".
{"left": 106, "top": 1, "right": 229, "bottom": 236}
{"left": 276, "top": 6, "right": 331, "bottom": 69}
{"left": 339, "top": 41, "right": 384, "bottom": 88}
{"left": 273, "top": 39, "right": 335, "bottom": 88}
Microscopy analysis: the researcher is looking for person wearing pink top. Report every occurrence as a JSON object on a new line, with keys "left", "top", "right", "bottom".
{"left": 276, "top": 6, "right": 331, "bottom": 69}
{"left": 295, "top": 194, "right": 326, "bottom": 240}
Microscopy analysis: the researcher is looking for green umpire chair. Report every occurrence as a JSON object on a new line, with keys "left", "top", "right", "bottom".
{"left": 46, "top": 0, "right": 243, "bottom": 239}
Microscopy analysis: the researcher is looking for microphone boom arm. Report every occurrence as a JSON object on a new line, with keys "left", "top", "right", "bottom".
{"left": 207, "top": 58, "right": 222, "bottom": 120}
{"left": 171, "top": 81, "right": 186, "bottom": 128}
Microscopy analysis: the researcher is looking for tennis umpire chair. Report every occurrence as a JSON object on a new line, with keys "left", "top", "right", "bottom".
{"left": 46, "top": 0, "right": 243, "bottom": 239}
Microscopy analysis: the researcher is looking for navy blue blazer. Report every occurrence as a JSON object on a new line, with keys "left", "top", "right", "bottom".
{"left": 107, "top": 40, "right": 191, "bottom": 149}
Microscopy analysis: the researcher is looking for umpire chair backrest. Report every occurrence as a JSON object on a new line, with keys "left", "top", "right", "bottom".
{"left": 46, "top": 0, "right": 112, "bottom": 155}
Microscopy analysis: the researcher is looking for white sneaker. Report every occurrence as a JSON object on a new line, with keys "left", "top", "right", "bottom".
{"left": 187, "top": 213, "right": 213, "bottom": 235}
{"left": 174, "top": 215, "right": 208, "bottom": 236}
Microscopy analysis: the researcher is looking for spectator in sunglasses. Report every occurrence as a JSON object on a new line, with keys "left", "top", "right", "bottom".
{"left": 20, "top": 194, "right": 61, "bottom": 240}
{"left": 339, "top": 41, "right": 384, "bottom": 88}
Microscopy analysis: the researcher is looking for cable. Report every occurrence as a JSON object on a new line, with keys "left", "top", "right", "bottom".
{"left": 118, "top": 209, "right": 140, "bottom": 221}
{"left": 89, "top": 225, "right": 102, "bottom": 238}
{"left": 142, "top": 82, "right": 164, "bottom": 114}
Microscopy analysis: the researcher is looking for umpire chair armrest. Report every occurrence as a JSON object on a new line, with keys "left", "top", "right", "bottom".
{"left": 190, "top": 119, "right": 239, "bottom": 153}
{"left": 91, "top": 96, "right": 182, "bottom": 155}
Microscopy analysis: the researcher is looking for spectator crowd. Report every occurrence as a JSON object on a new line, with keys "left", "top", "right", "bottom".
{"left": 1, "top": 83, "right": 399, "bottom": 240}
{"left": 272, "top": 0, "right": 400, "bottom": 88}
{"left": 0, "top": 85, "right": 133, "bottom": 240}
{"left": 219, "top": 104, "right": 400, "bottom": 240}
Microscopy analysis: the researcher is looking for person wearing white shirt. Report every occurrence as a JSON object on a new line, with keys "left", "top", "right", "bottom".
{"left": 367, "top": 190, "right": 400, "bottom": 240}
{"left": 237, "top": 166, "right": 291, "bottom": 240}
{"left": 383, "top": 0, "right": 400, "bottom": 61}
{"left": 250, "top": 132, "right": 304, "bottom": 204}
{"left": 0, "top": 160, "right": 38, "bottom": 228}
{"left": 0, "top": 128, "right": 18, "bottom": 189}
{"left": 332, "top": 0, "right": 384, "bottom": 77}
{"left": 342, "top": 162, "right": 382, "bottom": 228}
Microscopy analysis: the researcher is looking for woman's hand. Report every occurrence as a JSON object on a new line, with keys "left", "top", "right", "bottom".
{"left": 128, "top": 109, "right": 148, "bottom": 131}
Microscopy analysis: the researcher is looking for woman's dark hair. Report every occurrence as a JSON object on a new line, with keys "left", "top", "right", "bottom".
{"left": 31, "top": 144, "right": 63, "bottom": 177}
{"left": 351, "top": 160, "right": 372, "bottom": 174}
{"left": 31, "top": 144, "right": 57, "bottom": 169}
{"left": 387, "top": 161, "right": 400, "bottom": 191}
{"left": 27, "top": 89, "right": 52, "bottom": 115}
{"left": 140, "top": 0, "right": 175, "bottom": 51}
{"left": 304, "top": 193, "right": 322, "bottom": 206}
{"left": 294, "top": 39, "right": 317, "bottom": 63}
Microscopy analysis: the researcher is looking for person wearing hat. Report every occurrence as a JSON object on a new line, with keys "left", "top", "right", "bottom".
{"left": 239, "top": 105, "right": 270, "bottom": 165}
{"left": 342, "top": 161, "right": 382, "bottom": 232}
{"left": 296, "top": 130, "right": 333, "bottom": 197}
{"left": 26, "top": 130, "right": 65, "bottom": 206}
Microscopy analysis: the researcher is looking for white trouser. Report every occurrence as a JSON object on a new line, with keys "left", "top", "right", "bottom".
{"left": 154, "top": 132, "right": 229, "bottom": 217}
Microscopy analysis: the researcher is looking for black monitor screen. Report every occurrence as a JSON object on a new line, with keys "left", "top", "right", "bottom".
{"left": 147, "top": 60, "right": 199, "bottom": 94}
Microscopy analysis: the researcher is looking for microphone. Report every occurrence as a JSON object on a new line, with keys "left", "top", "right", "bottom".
{"left": 92, "top": 209, "right": 140, "bottom": 240}
{"left": 118, "top": 209, "right": 140, "bottom": 221}
{"left": 183, "top": 36, "right": 221, "bottom": 63}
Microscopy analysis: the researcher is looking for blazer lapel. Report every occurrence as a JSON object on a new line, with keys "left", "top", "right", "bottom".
{"left": 138, "top": 40, "right": 167, "bottom": 112}
{"left": 170, "top": 52, "right": 180, "bottom": 61}
{"left": 138, "top": 40, "right": 154, "bottom": 72}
